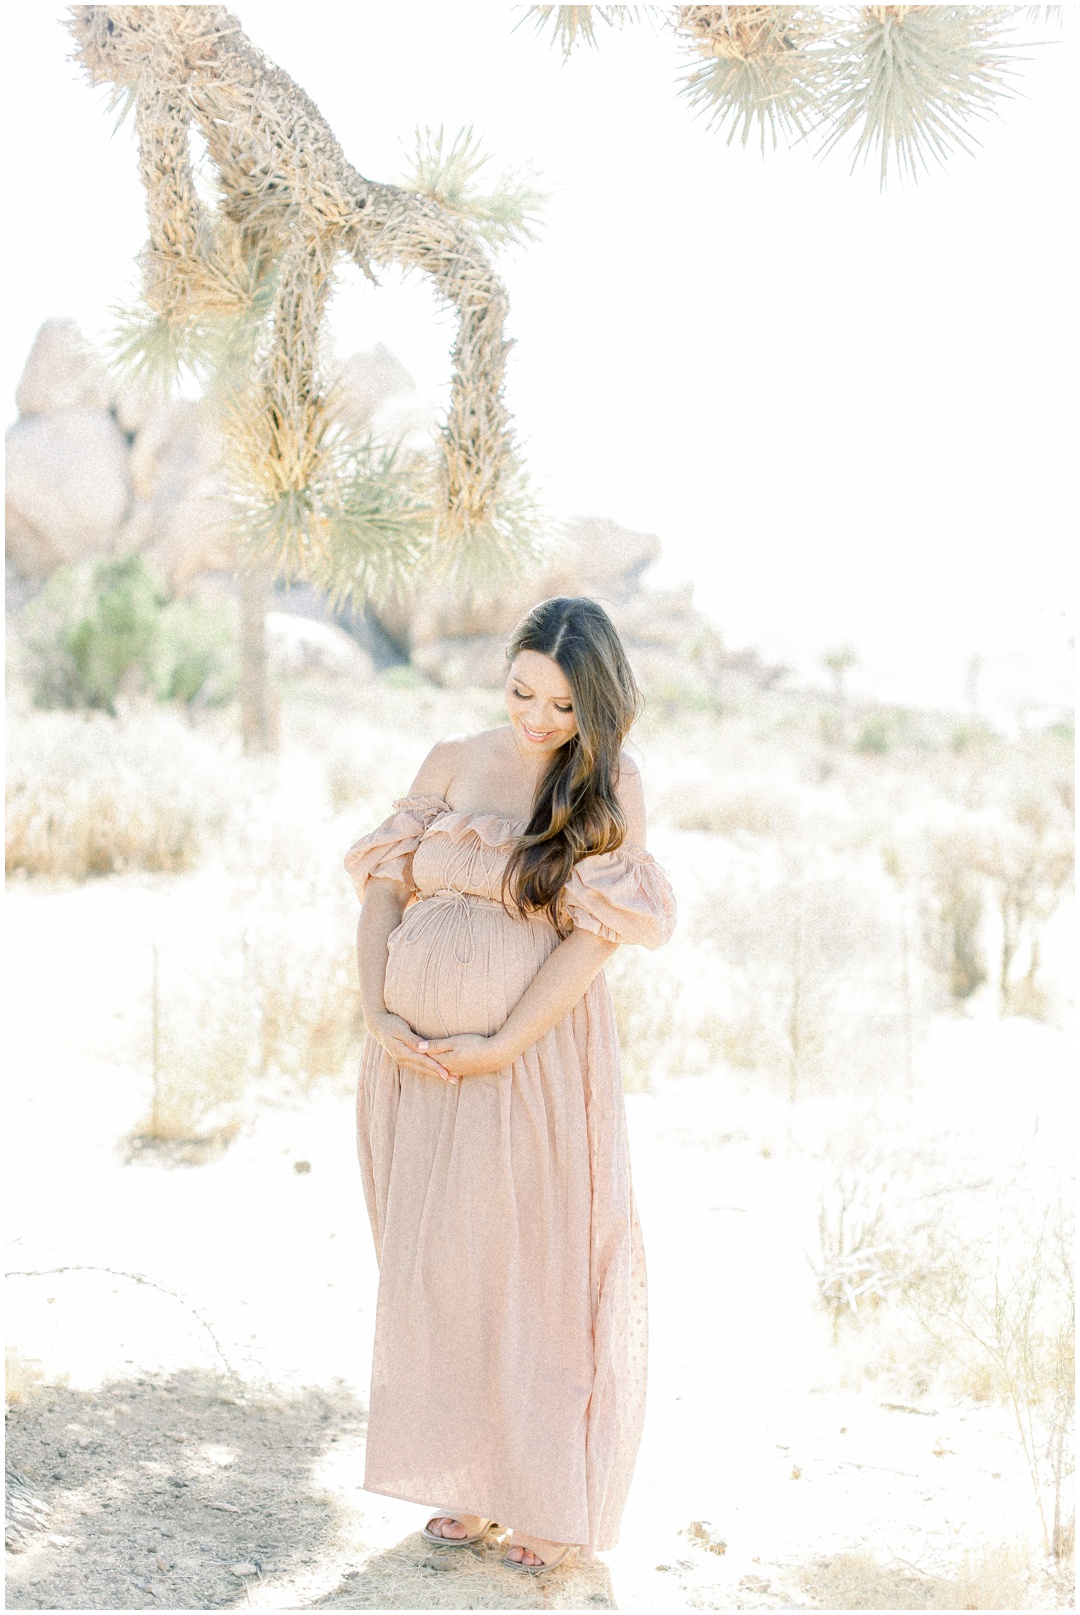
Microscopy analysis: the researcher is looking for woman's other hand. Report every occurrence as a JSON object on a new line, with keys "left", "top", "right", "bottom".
{"left": 367, "top": 1012, "right": 455, "bottom": 1082}
{"left": 423, "top": 1032, "right": 507, "bottom": 1078}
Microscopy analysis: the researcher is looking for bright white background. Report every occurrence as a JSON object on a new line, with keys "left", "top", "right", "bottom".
{"left": 5, "top": 4, "right": 1075, "bottom": 721}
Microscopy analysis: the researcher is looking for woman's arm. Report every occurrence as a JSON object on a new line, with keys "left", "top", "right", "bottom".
{"left": 357, "top": 877, "right": 453, "bottom": 1081}
{"left": 425, "top": 928, "right": 617, "bottom": 1077}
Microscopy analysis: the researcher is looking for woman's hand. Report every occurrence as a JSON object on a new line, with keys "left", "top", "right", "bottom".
{"left": 423, "top": 1032, "right": 509, "bottom": 1079}
{"left": 366, "top": 1011, "right": 455, "bottom": 1082}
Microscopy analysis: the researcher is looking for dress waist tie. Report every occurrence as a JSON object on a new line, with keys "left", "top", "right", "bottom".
{"left": 409, "top": 888, "right": 507, "bottom": 965}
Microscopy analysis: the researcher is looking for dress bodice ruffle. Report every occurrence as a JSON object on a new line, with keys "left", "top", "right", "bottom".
{"left": 345, "top": 794, "right": 677, "bottom": 949}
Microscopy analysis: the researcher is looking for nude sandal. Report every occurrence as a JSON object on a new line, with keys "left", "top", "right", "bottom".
{"left": 503, "top": 1542, "right": 574, "bottom": 1575}
{"left": 422, "top": 1515, "right": 494, "bottom": 1547}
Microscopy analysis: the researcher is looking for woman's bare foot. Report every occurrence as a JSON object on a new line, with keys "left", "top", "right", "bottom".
{"left": 425, "top": 1513, "right": 488, "bottom": 1541}
{"left": 505, "top": 1531, "right": 568, "bottom": 1567}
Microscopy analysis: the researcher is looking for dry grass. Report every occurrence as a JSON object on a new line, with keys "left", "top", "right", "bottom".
{"left": 655, "top": 774, "right": 804, "bottom": 839}
{"left": 5, "top": 1350, "right": 43, "bottom": 1407}
{"left": 137, "top": 947, "right": 255, "bottom": 1151}
{"left": 802, "top": 1544, "right": 1032, "bottom": 1609}
{"left": 5, "top": 709, "right": 233, "bottom": 881}
{"left": 605, "top": 946, "right": 688, "bottom": 1093}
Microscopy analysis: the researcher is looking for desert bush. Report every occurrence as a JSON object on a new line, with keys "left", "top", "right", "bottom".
{"left": 142, "top": 943, "right": 257, "bottom": 1145}
{"left": 975, "top": 795, "right": 1073, "bottom": 1017}
{"left": 6, "top": 710, "right": 233, "bottom": 879}
{"left": 906, "top": 1196, "right": 1075, "bottom": 1560}
{"left": 918, "top": 822, "right": 990, "bottom": 1003}
{"left": 814, "top": 1158, "right": 912, "bottom": 1338}
{"left": 701, "top": 847, "right": 904, "bottom": 1102}
{"left": 605, "top": 947, "right": 687, "bottom": 1092}
{"left": 227, "top": 812, "right": 365, "bottom": 1086}
{"left": 18, "top": 556, "right": 236, "bottom": 715}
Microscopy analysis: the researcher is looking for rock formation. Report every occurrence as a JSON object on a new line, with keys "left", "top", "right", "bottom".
{"left": 6, "top": 321, "right": 784, "bottom": 698}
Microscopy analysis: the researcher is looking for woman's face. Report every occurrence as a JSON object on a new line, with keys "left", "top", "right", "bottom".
{"left": 505, "top": 649, "right": 579, "bottom": 757}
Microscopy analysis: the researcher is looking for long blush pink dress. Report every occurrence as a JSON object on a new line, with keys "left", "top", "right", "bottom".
{"left": 344, "top": 794, "right": 677, "bottom": 1551}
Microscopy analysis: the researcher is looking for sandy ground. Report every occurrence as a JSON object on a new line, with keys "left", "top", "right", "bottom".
{"left": 5, "top": 866, "right": 1074, "bottom": 1611}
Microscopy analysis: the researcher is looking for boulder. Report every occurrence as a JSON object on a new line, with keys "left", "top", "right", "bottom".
{"left": 548, "top": 515, "right": 662, "bottom": 597}
{"left": 5, "top": 408, "right": 131, "bottom": 577}
{"left": 373, "top": 514, "right": 665, "bottom": 654}
{"left": 265, "top": 611, "right": 376, "bottom": 681}
{"left": 411, "top": 636, "right": 508, "bottom": 689}
{"left": 14, "top": 318, "right": 111, "bottom": 416}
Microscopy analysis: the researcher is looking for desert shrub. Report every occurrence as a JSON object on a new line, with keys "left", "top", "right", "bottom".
{"left": 814, "top": 1157, "right": 913, "bottom": 1337}
{"left": 143, "top": 943, "right": 257, "bottom": 1145}
{"left": 975, "top": 795, "right": 1073, "bottom": 1017}
{"left": 701, "top": 847, "right": 904, "bottom": 1102}
{"left": 19, "top": 556, "right": 236, "bottom": 714}
{"left": 906, "top": 1196, "right": 1075, "bottom": 1560}
{"left": 605, "top": 947, "right": 687, "bottom": 1092}
{"left": 853, "top": 711, "right": 896, "bottom": 755}
{"left": 227, "top": 812, "right": 365, "bottom": 1087}
{"left": 918, "top": 822, "right": 990, "bottom": 1003}
{"left": 154, "top": 594, "right": 239, "bottom": 708}
{"left": 5, "top": 710, "right": 233, "bottom": 880}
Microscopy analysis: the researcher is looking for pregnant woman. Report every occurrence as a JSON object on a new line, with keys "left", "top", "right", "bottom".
{"left": 345, "top": 595, "right": 677, "bottom": 1573}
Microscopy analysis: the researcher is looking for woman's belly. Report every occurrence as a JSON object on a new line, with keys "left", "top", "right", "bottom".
{"left": 383, "top": 891, "right": 558, "bottom": 1039}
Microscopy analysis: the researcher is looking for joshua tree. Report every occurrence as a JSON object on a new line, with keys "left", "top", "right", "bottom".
{"left": 526, "top": 6, "right": 1062, "bottom": 187}
{"left": 68, "top": 5, "right": 537, "bottom": 749}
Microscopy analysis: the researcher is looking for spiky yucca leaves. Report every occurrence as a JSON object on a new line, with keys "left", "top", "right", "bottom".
{"left": 817, "top": 6, "right": 1021, "bottom": 186}
{"left": 400, "top": 126, "right": 548, "bottom": 251}
{"left": 522, "top": 3, "right": 1046, "bottom": 187}
{"left": 676, "top": 6, "right": 824, "bottom": 149}
{"left": 524, "top": 5, "right": 641, "bottom": 59}
{"left": 68, "top": 4, "right": 532, "bottom": 596}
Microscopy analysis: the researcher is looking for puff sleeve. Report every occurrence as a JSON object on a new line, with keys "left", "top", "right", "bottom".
{"left": 560, "top": 845, "right": 678, "bottom": 949}
{"left": 344, "top": 794, "right": 449, "bottom": 901}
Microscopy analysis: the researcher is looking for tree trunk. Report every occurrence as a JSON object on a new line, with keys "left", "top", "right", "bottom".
{"left": 239, "top": 566, "right": 278, "bottom": 755}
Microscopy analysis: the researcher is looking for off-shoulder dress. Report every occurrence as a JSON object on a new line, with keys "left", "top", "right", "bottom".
{"left": 344, "top": 794, "right": 677, "bottom": 1552}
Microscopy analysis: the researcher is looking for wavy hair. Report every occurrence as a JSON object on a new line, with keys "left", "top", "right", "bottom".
{"left": 502, "top": 596, "right": 642, "bottom": 933}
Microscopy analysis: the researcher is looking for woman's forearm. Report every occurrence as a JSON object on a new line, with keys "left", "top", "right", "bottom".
{"left": 489, "top": 928, "right": 617, "bottom": 1065}
{"left": 356, "top": 877, "right": 408, "bottom": 1027}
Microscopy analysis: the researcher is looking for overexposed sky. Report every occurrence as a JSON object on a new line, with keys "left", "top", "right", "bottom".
{"left": 5, "top": 4, "right": 1075, "bottom": 721}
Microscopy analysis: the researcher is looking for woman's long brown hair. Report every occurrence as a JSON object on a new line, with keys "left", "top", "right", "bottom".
{"left": 502, "top": 596, "right": 642, "bottom": 933}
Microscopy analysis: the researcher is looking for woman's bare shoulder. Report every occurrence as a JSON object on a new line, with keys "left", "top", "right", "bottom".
{"left": 407, "top": 728, "right": 507, "bottom": 796}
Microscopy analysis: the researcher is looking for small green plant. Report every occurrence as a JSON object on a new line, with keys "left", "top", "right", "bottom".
{"left": 19, "top": 557, "right": 237, "bottom": 715}
{"left": 854, "top": 712, "right": 893, "bottom": 755}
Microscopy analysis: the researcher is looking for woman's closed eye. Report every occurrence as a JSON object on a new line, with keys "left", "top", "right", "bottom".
{"left": 513, "top": 684, "right": 572, "bottom": 713}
